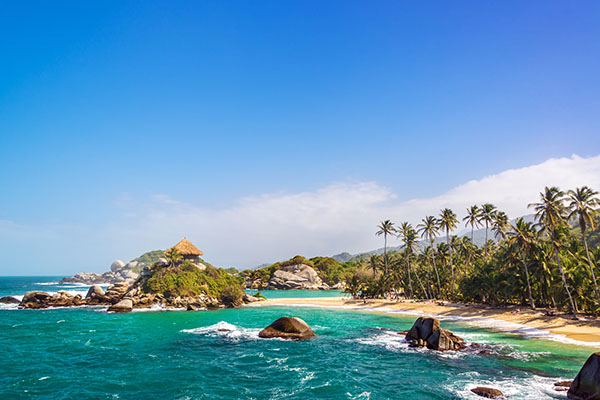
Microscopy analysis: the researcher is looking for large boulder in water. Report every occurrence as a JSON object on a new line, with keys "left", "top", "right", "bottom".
{"left": 568, "top": 352, "right": 600, "bottom": 400}
{"left": 471, "top": 387, "right": 503, "bottom": 398}
{"left": 258, "top": 317, "right": 316, "bottom": 340}
{"left": 20, "top": 291, "right": 53, "bottom": 309}
{"left": 405, "top": 317, "right": 465, "bottom": 351}
{"left": 107, "top": 299, "right": 133, "bottom": 313}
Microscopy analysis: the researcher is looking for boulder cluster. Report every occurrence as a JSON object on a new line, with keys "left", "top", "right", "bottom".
{"left": 258, "top": 316, "right": 316, "bottom": 340}
{"left": 249, "top": 264, "right": 334, "bottom": 291}
{"left": 18, "top": 279, "right": 264, "bottom": 312}
{"left": 404, "top": 317, "right": 466, "bottom": 351}
{"left": 59, "top": 259, "right": 142, "bottom": 285}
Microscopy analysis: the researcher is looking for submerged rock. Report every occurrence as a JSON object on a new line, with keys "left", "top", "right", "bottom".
{"left": 471, "top": 387, "right": 503, "bottom": 398}
{"left": 405, "top": 317, "right": 465, "bottom": 351}
{"left": 555, "top": 380, "right": 572, "bottom": 391}
{"left": 258, "top": 317, "right": 316, "bottom": 340}
{"left": 107, "top": 299, "right": 133, "bottom": 313}
{"left": 0, "top": 296, "right": 20, "bottom": 304}
{"left": 568, "top": 352, "right": 600, "bottom": 400}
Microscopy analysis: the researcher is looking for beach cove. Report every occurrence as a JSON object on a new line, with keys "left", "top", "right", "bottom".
{"left": 0, "top": 277, "right": 596, "bottom": 400}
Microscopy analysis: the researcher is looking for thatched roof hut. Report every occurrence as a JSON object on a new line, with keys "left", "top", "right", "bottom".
{"left": 168, "top": 238, "right": 204, "bottom": 261}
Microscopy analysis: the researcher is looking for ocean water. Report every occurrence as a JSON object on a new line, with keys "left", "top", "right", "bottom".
{"left": 0, "top": 277, "right": 595, "bottom": 399}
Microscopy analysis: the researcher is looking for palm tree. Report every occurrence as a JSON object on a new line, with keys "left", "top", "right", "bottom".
{"left": 439, "top": 208, "right": 458, "bottom": 297}
{"left": 164, "top": 248, "right": 183, "bottom": 270}
{"left": 480, "top": 203, "right": 497, "bottom": 255}
{"left": 492, "top": 211, "right": 510, "bottom": 241}
{"left": 463, "top": 205, "right": 482, "bottom": 266}
{"left": 417, "top": 216, "right": 442, "bottom": 298}
{"left": 398, "top": 223, "right": 428, "bottom": 299}
{"left": 529, "top": 186, "right": 577, "bottom": 317}
{"left": 376, "top": 220, "right": 396, "bottom": 274}
{"left": 507, "top": 218, "right": 537, "bottom": 309}
{"left": 369, "top": 254, "right": 381, "bottom": 277}
{"left": 567, "top": 186, "right": 600, "bottom": 308}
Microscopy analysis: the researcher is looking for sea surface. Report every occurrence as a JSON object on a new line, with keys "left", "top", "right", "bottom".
{"left": 0, "top": 276, "right": 595, "bottom": 399}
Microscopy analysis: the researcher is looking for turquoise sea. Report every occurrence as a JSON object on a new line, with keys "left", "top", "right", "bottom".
{"left": 0, "top": 277, "right": 595, "bottom": 399}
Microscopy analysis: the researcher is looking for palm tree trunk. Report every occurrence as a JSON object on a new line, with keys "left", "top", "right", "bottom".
{"left": 431, "top": 239, "right": 442, "bottom": 299}
{"left": 467, "top": 225, "right": 474, "bottom": 266}
{"left": 406, "top": 255, "right": 413, "bottom": 298}
{"left": 582, "top": 234, "right": 600, "bottom": 309}
{"left": 413, "top": 260, "right": 428, "bottom": 299}
{"left": 554, "top": 246, "right": 577, "bottom": 318}
{"left": 384, "top": 235, "right": 388, "bottom": 274}
{"left": 485, "top": 221, "right": 489, "bottom": 255}
{"left": 447, "top": 229, "right": 455, "bottom": 298}
{"left": 522, "top": 254, "right": 535, "bottom": 309}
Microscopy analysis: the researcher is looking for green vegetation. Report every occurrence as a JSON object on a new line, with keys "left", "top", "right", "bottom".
{"left": 241, "top": 254, "right": 358, "bottom": 287}
{"left": 142, "top": 262, "right": 244, "bottom": 300}
{"left": 128, "top": 250, "right": 165, "bottom": 273}
{"left": 348, "top": 185, "right": 600, "bottom": 317}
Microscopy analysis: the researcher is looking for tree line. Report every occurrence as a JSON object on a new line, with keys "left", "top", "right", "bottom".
{"left": 347, "top": 186, "right": 600, "bottom": 318}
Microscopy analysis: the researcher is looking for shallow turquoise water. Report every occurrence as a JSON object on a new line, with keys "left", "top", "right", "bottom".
{"left": 0, "top": 277, "right": 595, "bottom": 399}
{"left": 247, "top": 289, "right": 345, "bottom": 298}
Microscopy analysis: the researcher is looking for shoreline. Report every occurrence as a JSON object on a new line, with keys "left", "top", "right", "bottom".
{"left": 251, "top": 296, "right": 600, "bottom": 347}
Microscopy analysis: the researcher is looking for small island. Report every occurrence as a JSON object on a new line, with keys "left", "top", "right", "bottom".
{"left": 18, "top": 238, "right": 264, "bottom": 312}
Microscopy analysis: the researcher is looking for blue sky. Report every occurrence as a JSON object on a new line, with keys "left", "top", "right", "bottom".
{"left": 1, "top": 1, "right": 600, "bottom": 274}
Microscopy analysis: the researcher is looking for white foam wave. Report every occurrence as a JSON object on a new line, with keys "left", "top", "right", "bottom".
{"left": 181, "top": 321, "right": 261, "bottom": 341}
{"left": 132, "top": 304, "right": 187, "bottom": 312}
{"left": 452, "top": 374, "right": 569, "bottom": 399}
{"left": 34, "top": 282, "right": 59, "bottom": 285}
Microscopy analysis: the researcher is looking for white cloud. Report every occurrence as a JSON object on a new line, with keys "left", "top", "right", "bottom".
{"left": 104, "top": 154, "right": 600, "bottom": 269}
{"left": 3, "top": 154, "right": 600, "bottom": 273}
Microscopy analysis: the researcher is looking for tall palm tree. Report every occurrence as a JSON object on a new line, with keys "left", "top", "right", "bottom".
{"left": 398, "top": 223, "right": 427, "bottom": 299}
{"left": 492, "top": 211, "right": 510, "bottom": 241}
{"left": 463, "top": 205, "right": 482, "bottom": 266}
{"left": 376, "top": 220, "right": 396, "bottom": 274}
{"left": 507, "top": 218, "right": 537, "bottom": 309}
{"left": 480, "top": 203, "right": 497, "bottom": 255}
{"left": 439, "top": 208, "right": 458, "bottom": 297}
{"left": 567, "top": 186, "right": 600, "bottom": 308}
{"left": 529, "top": 186, "right": 577, "bottom": 317}
{"left": 417, "top": 216, "right": 442, "bottom": 298}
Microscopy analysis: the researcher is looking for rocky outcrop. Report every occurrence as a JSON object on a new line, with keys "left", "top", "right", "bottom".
{"left": 107, "top": 299, "right": 133, "bottom": 313}
{"left": 103, "top": 282, "right": 131, "bottom": 303}
{"left": 110, "top": 260, "right": 126, "bottom": 272}
{"left": 243, "top": 294, "right": 266, "bottom": 303}
{"left": 258, "top": 317, "right": 316, "bottom": 340}
{"left": 19, "top": 290, "right": 85, "bottom": 309}
{"left": 405, "top": 317, "right": 465, "bottom": 351}
{"left": 568, "top": 352, "right": 600, "bottom": 400}
{"left": 0, "top": 296, "right": 20, "bottom": 304}
{"left": 470, "top": 387, "right": 503, "bottom": 398}
{"left": 265, "top": 264, "right": 329, "bottom": 290}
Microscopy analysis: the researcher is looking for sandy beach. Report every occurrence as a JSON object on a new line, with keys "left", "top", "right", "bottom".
{"left": 255, "top": 296, "right": 600, "bottom": 346}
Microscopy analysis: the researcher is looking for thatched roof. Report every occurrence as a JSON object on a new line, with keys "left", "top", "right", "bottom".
{"left": 168, "top": 238, "right": 204, "bottom": 256}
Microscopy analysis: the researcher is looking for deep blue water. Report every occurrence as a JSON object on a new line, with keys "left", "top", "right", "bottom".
{"left": 0, "top": 277, "right": 595, "bottom": 399}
